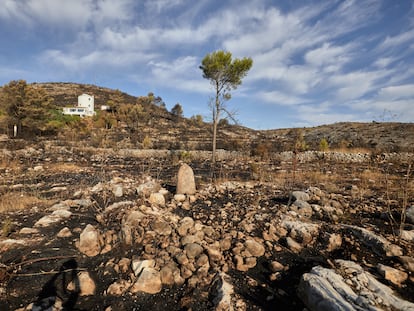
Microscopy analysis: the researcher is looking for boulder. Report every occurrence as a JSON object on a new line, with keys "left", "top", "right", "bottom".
{"left": 292, "top": 191, "right": 310, "bottom": 202}
{"left": 132, "top": 259, "right": 155, "bottom": 276}
{"left": 299, "top": 260, "right": 414, "bottom": 311}
{"left": 343, "top": 224, "right": 403, "bottom": 257}
{"left": 176, "top": 163, "right": 196, "bottom": 195}
{"left": 131, "top": 267, "right": 162, "bottom": 294}
{"left": 210, "top": 272, "right": 235, "bottom": 311}
{"left": 78, "top": 224, "right": 102, "bottom": 257}
{"left": 67, "top": 271, "right": 96, "bottom": 296}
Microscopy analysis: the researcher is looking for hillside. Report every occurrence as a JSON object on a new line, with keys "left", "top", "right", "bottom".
{"left": 2, "top": 82, "right": 414, "bottom": 152}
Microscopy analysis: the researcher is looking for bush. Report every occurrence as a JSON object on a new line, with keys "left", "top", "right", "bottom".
{"left": 142, "top": 135, "right": 152, "bottom": 149}
{"left": 319, "top": 138, "right": 329, "bottom": 151}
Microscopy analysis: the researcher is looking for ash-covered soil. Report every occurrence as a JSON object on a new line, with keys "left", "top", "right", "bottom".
{"left": 0, "top": 144, "right": 413, "bottom": 310}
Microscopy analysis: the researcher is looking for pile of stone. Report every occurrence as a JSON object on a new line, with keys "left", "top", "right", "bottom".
{"left": 2, "top": 163, "right": 414, "bottom": 310}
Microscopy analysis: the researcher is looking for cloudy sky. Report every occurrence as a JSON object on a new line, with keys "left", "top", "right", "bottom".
{"left": 0, "top": 0, "right": 413, "bottom": 129}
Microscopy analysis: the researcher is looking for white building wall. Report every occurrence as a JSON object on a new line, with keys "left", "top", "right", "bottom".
{"left": 63, "top": 93, "right": 95, "bottom": 117}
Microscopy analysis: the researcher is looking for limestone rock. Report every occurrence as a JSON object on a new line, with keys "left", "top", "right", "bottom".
{"left": 270, "top": 261, "right": 285, "bottom": 272}
{"left": 406, "top": 205, "right": 414, "bottom": 224}
{"left": 131, "top": 267, "right": 162, "bottom": 294}
{"left": 377, "top": 264, "right": 408, "bottom": 286}
{"left": 106, "top": 279, "right": 131, "bottom": 296}
{"left": 57, "top": 227, "right": 72, "bottom": 238}
{"left": 174, "top": 194, "right": 186, "bottom": 202}
{"left": 210, "top": 272, "right": 235, "bottom": 311}
{"left": 292, "top": 191, "right": 310, "bottom": 202}
{"left": 177, "top": 217, "right": 194, "bottom": 236}
{"left": 132, "top": 259, "right": 155, "bottom": 276}
{"left": 149, "top": 192, "right": 165, "bottom": 206}
{"left": 400, "top": 230, "right": 414, "bottom": 242}
{"left": 398, "top": 256, "right": 414, "bottom": 273}
{"left": 19, "top": 227, "right": 39, "bottom": 235}
{"left": 344, "top": 224, "right": 403, "bottom": 257}
{"left": 184, "top": 243, "right": 204, "bottom": 259}
{"left": 176, "top": 163, "right": 196, "bottom": 195}
{"left": 299, "top": 260, "right": 414, "bottom": 311}
{"left": 324, "top": 233, "right": 342, "bottom": 252}
{"left": 286, "top": 237, "right": 302, "bottom": 253}
{"left": 112, "top": 184, "right": 123, "bottom": 197}
{"left": 67, "top": 271, "right": 96, "bottom": 296}
{"left": 78, "top": 224, "right": 102, "bottom": 257}
{"left": 244, "top": 238, "right": 265, "bottom": 257}
{"left": 151, "top": 219, "right": 172, "bottom": 235}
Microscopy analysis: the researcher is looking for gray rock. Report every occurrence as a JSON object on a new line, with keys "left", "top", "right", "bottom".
{"left": 343, "top": 224, "right": 403, "bottom": 257}
{"left": 292, "top": 191, "right": 310, "bottom": 202}
{"left": 176, "top": 163, "right": 196, "bottom": 195}
{"left": 210, "top": 272, "right": 235, "bottom": 311}
{"left": 294, "top": 200, "right": 313, "bottom": 217}
{"left": 406, "top": 206, "right": 414, "bottom": 224}
{"left": 299, "top": 260, "right": 414, "bottom": 311}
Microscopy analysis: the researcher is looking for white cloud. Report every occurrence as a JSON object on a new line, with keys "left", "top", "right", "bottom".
{"left": 305, "top": 42, "right": 351, "bottom": 68}
{"left": 330, "top": 70, "right": 391, "bottom": 101}
{"left": 381, "top": 29, "right": 414, "bottom": 49}
{"left": 373, "top": 57, "right": 394, "bottom": 68}
{"left": 147, "top": 56, "right": 209, "bottom": 93}
{"left": 0, "top": 0, "right": 136, "bottom": 29}
{"left": 144, "top": 0, "right": 184, "bottom": 13}
{"left": 257, "top": 90, "right": 308, "bottom": 106}
{"left": 378, "top": 84, "right": 414, "bottom": 100}
{"left": 41, "top": 48, "right": 155, "bottom": 72}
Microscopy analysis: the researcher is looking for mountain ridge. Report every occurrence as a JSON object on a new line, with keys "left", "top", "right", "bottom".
{"left": 2, "top": 82, "right": 413, "bottom": 152}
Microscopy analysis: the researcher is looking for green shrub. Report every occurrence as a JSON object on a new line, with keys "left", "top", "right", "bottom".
{"left": 319, "top": 138, "right": 329, "bottom": 151}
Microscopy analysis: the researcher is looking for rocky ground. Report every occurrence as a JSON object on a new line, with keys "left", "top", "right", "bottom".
{"left": 0, "top": 143, "right": 414, "bottom": 310}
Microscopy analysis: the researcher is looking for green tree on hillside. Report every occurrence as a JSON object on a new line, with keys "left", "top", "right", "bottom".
{"left": 171, "top": 103, "right": 183, "bottom": 118}
{"left": 0, "top": 80, "right": 54, "bottom": 137}
{"left": 200, "top": 50, "right": 253, "bottom": 164}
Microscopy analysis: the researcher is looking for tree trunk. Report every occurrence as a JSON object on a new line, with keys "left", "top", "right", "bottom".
{"left": 212, "top": 118, "right": 218, "bottom": 164}
{"left": 212, "top": 86, "right": 220, "bottom": 165}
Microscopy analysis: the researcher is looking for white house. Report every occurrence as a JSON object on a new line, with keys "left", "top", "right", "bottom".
{"left": 63, "top": 94, "right": 95, "bottom": 117}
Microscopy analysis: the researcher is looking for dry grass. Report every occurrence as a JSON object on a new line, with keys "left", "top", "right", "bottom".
{"left": 46, "top": 162, "right": 83, "bottom": 173}
{"left": 0, "top": 157, "right": 23, "bottom": 173}
{"left": 330, "top": 147, "right": 372, "bottom": 154}
{"left": 0, "top": 192, "right": 46, "bottom": 213}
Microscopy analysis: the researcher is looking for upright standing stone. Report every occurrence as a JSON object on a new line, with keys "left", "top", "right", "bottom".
{"left": 176, "top": 163, "right": 196, "bottom": 195}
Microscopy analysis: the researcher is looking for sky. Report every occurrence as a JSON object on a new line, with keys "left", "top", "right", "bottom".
{"left": 0, "top": 0, "right": 413, "bottom": 129}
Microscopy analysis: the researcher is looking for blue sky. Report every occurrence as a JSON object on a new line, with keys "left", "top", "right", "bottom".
{"left": 0, "top": 0, "right": 413, "bottom": 129}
